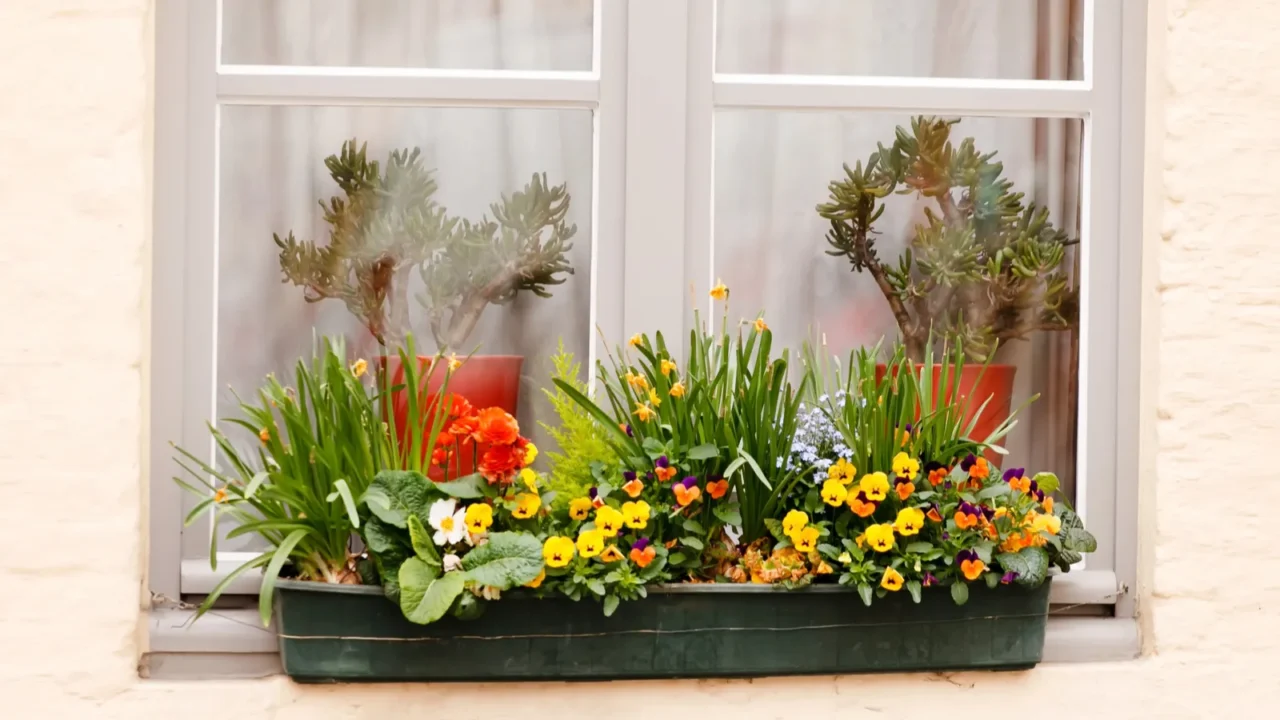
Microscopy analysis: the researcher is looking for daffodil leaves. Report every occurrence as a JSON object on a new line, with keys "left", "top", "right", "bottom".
{"left": 995, "top": 546, "right": 1050, "bottom": 588}
{"left": 459, "top": 532, "right": 543, "bottom": 589}
{"left": 363, "top": 470, "right": 431, "bottom": 528}
{"left": 399, "top": 558, "right": 465, "bottom": 625}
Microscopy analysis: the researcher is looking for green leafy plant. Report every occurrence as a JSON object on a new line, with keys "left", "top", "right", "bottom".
{"left": 539, "top": 341, "right": 617, "bottom": 512}
{"left": 817, "top": 116, "right": 1079, "bottom": 362}
{"left": 274, "top": 139, "right": 577, "bottom": 349}
{"left": 171, "top": 337, "right": 392, "bottom": 625}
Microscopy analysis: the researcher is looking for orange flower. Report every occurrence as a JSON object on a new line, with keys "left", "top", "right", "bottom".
{"left": 706, "top": 479, "right": 729, "bottom": 500}
{"left": 478, "top": 444, "right": 523, "bottom": 485}
{"left": 753, "top": 317, "right": 768, "bottom": 333}
{"left": 213, "top": 487, "right": 229, "bottom": 504}
{"left": 709, "top": 280, "right": 729, "bottom": 300}
{"left": 525, "top": 569, "right": 545, "bottom": 588}
{"left": 955, "top": 510, "right": 979, "bottom": 530}
{"left": 895, "top": 481, "right": 915, "bottom": 501}
{"left": 1043, "top": 496, "right": 1055, "bottom": 513}
{"left": 927, "top": 506, "right": 942, "bottom": 523}
{"left": 1009, "top": 475, "right": 1032, "bottom": 493}
{"left": 474, "top": 407, "right": 520, "bottom": 446}
{"left": 622, "top": 477, "right": 645, "bottom": 498}
{"left": 654, "top": 466, "right": 678, "bottom": 483}
{"left": 673, "top": 480, "right": 701, "bottom": 507}
{"left": 1000, "top": 532, "right": 1029, "bottom": 553}
{"left": 259, "top": 427, "right": 271, "bottom": 445}
{"left": 961, "top": 557, "right": 986, "bottom": 581}
{"left": 600, "top": 545, "right": 625, "bottom": 563}
{"left": 927, "top": 467, "right": 949, "bottom": 486}
{"left": 969, "top": 456, "right": 990, "bottom": 480}
{"left": 669, "top": 382, "right": 686, "bottom": 398}
{"left": 629, "top": 540, "right": 657, "bottom": 568}
{"left": 848, "top": 492, "right": 877, "bottom": 518}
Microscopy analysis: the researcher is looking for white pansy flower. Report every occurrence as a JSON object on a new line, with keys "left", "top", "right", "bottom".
{"left": 428, "top": 498, "right": 467, "bottom": 546}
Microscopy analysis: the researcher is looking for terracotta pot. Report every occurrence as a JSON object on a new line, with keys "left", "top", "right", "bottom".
{"left": 378, "top": 355, "right": 524, "bottom": 476}
{"left": 874, "top": 363, "right": 1017, "bottom": 449}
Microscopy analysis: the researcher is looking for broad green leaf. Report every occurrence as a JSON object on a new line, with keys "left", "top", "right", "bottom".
{"left": 668, "top": 552, "right": 687, "bottom": 565}
{"left": 1032, "top": 472, "right": 1060, "bottom": 495}
{"left": 682, "top": 518, "right": 706, "bottom": 534}
{"left": 587, "top": 579, "right": 606, "bottom": 596}
{"left": 713, "top": 503, "right": 742, "bottom": 527}
{"left": 905, "top": 542, "right": 933, "bottom": 554}
{"left": 407, "top": 515, "right": 441, "bottom": 566}
{"left": 602, "top": 595, "right": 621, "bottom": 617}
{"left": 996, "top": 551, "right": 1029, "bottom": 582}
{"left": 642, "top": 437, "right": 666, "bottom": 456}
{"left": 950, "top": 581, "right": 969, "bottom": 606}
{"left": 687, "top": 443, "right": 719, "bottom": 460}
{"left": 906, "top": 580, "right": 922, "bottom": 604}
{"left": 803, "top": 488, "right": 823, "bottom": 514}
{"left": 362, "top": 515, "right": 408, "bottom": 556}
{"left": 1055, "top": 549, "right": 1083, "bottom": 571}
{"left": 399, "top": 558, "right": 464, "bottom": 625}
{"left": 1014, "top": 546, "right": 1050, "bottom": 587}
{"left": 460, "top": 531, "right": 544, "bottom": 589}
{"left": 856, "top": 583, "right": 873, "bottom": 607}
{"left": 983, "top": 572, "right": 1001, "bottom": 589}
{"left": 1065, "top": 527, "right": 1098, "bottom": 553}
{"left": 763, "top": 518, "right": 787, "bottom": 542}
{"left": 976, "top": 484, "right": 1010, "bottom": 501}
{"left": 363, "top": 470, "right": 431, "bottom": 528}
{"left": 432, "top": 473, "right": 487, "bottom": 500}
{"left": 973, "top": 541, "right": 994, "bottom": 564}
{"left": 680, "top": 536, "right": 705, "bottom": 551}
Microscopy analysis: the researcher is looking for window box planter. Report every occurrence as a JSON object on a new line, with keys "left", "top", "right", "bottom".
{"left": 274, "top": 578, "right": 1051, "bottom": 682}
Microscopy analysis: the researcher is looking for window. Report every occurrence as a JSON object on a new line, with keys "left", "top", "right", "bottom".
{"left": 148, "top": 0, "right": 1146, "bottom": 676}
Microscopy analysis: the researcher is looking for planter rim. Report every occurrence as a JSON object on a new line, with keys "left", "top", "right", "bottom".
{"left": 276, "top": 575, "right": 1053, "bottom": 597}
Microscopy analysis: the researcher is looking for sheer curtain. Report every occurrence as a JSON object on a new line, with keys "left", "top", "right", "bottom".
{"left": 714, "top": 0, "right": 1084, "bottom": 496}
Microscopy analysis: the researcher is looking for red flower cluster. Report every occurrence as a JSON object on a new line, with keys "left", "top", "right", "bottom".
{"left": 430, "top": 395, "right": 529, "bottom": 486}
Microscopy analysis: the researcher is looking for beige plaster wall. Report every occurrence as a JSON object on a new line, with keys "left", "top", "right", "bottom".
{"left": 1, "top": 0, "right": 1277, "bottom": 716}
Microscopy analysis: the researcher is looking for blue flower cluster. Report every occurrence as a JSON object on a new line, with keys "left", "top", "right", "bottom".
{"left": 783, "top": 394, "right": 853, "bottom": 476}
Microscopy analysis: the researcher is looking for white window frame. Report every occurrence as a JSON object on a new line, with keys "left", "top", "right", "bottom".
{"left": 147, "top": 0, "right": 1147, "bottom": 677}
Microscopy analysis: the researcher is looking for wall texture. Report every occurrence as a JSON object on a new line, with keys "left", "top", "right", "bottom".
{"left": 2, "top": 0, "right": 1278, "bottom": 717}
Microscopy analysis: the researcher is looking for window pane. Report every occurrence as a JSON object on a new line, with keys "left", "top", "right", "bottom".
{"left": 222, "top": 0, "right": 594, "bottom": 71}
{"left": 716, "top": 0, "right": 1083, "bottom": 81}
{"left": 216, "top": 106, "right": 593, "bottom": 549}
{"left": 714, "top": 112, "right": 1083, "bottom": 499}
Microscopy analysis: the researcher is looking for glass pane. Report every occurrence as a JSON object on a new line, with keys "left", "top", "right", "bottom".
{"left": 216, "top": 106, "right": 593, "bottom": 549}
{"left": 222, "top": 0, "right": 594, "bottom": 71}
{"left": 714, "top": 111, "right": 1083, "bottom": 500}
{"left": 716, "top": 0, "right": 1083, "bottom": 81}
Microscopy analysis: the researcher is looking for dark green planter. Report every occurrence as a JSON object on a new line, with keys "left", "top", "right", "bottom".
{"left": 275, "top": 579, "right": 1050, "bottom": 682}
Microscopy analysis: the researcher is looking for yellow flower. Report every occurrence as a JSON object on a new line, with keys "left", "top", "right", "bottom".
{"left": 792, "top": 526, "right": 820, "bottom": 553}
{"left": 880, "top": 567, "right": 904, "bottom": 591}
{"left": 517, "top": 468, "right": 537, "bottom": 492}
{"left": 577, "top": 529, "right": 605, "bottom": 558}
{"left": 633, "top": 403, "right": 657, "bottom": 422}
{"left": 543, "top": 536, "right": 575, "bottom": 567}
{"left": 669, "top": 382, "right": 686, "bottom": 398}
{"left": 820, "top": 478, "right": 848, "bottom": 506}
{"left": 464, "top": 503, "right": 494, "bottom": 534}
{"left": 595, "top": 505, "right": 625, "bottom": 537}
{"left": 893, "top": 507, "right": 925, "bottom": 536}
{"left": 865, "top": 523, "right": 895, "bottom": 552}
{"left": 569, "top": 497, "right": 593, "bottom": 521}
{"left": 621, "top": 500, "right": 651, "bottom": 529}
{"left": 259, "top": 427, "right": 271, "bottom": 445}
{"left": 753, "top": 317, "right": 768, "bottom": 333}
{"left": 826, "top": 458, "right": 856, "bottom": 485}
{"left": 350, "top": 358, "right": 368, "bottom": 378}
{"left": 782, "top": 509, "right": 809, "bottom": 537}
{"left": 213, "top": 487, "right": 229, "bottom": 504}
{"left": 525, "top": 569, "right": 546, "bottom": 588}
{"left": 891, "top": 452, "right": 920, "bottom": 480}
{"left": 648, "top": 388, "right": 663, "bottom": 407}
{"left": 628, "top": 333, "right": 643, "bottom": 347}
{"left": 626, "top": 371, "right": 649, "bottom": 391}
{"left": 523, "top": 442, "right": 538, "bottom": 465}
{"left": 1034, "top": 514, "right": 1062, "bottom": 535}
{"left": 600, "top": 545, "right": 625, "bottom": 563}
{"left": 837, "top": 552, "right": 852, "bottom": 564}
{"left": 447, "top": 353, "right": 463, "bottom": 371}
{"left": 660, "top": 359, "right": 678, "bottom": 376}
{"left": 859, "top": 472, "right": 890, "bottom": 502}
{"left": 709, "top": 279, "right": 729, "bottom": 300}
{"left": 512, "top": 493, "right": 541, "bottom": 519}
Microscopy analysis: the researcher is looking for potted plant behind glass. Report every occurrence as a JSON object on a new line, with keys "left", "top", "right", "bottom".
{"left": 816, "top": 117, "right": 1078, "bottom": 443}
{"left": 274, "top": 139, "right": 577, "bottom": 432}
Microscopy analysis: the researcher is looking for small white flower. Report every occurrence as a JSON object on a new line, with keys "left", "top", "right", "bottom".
{"left": 442, "top": 553, "right": 462, "bottom": 573}
{"left": 428, "top": 499, "right": 467, "bottom": 546}
{"left": 480, "top": 586, "right": 502, "bottom": 601}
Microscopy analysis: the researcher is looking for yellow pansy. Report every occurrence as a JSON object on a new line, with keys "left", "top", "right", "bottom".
{"left": 464, "top": 503, "right": 494, "bottom": 534}
{"left": 512, "top": 493, "right": 541, "bottom": 519}
{"left": 880, "top": 567, "right": 904, "bottom": 591}
{"left": 669, "top": 382, "right": 686, "bottom": 398}
{"left": 525, "top": 569, "right": 546, "bottom": 588}
{"left": 891, "top": 452, "right": 920, "bottom": 480}
{"left": 621, "top": 500, "right": 651, "bottom": 529}
{"left": 820, "top": 478, "right": 848, "bottom": 506}
{"left": 893, "top": 507, "right": 925, "bottom": 536}
{"left": 542, "top": 536, "right": 575, "bottom": 567}
{"left": 577, "top": 529, "right": 605, "bottom": 558}
{"left": 595, "top": 505, "right": 625, "bottom": 537}
{"left": 864, "top": 523, "right": 895, "bottom": 552}
{"left": 782, "top": 509, "right": 809, "bottom": 537}
{"left": 1034, "top": 514, "right": 1062, "bottom": 535}
{"left": 826, "top": 458, "right": 856, "bottom": 485}
{"left": 520, "top": 468, "right": 538, "bottom": 492}
{"left": 793, "top": 526, "right": 820, "bottom": 553}
{"left": 859, "top": 472, "right": 891, "bottom": 502}
{"left": 569, "top": 497, "right": 593, "bottom": 521}
{"left": 660, "top": 359, "right": 678, "bottom": 376}
{"left": 523, "top": 442, "right": 538, "bottom": 465}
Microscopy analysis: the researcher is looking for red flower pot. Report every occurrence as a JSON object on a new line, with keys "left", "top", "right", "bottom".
{"left": 378, "top": 355, "right": 524, "bottom": 476}
{"left": 875, "top": 363, "right": 1017, "bottom": 455}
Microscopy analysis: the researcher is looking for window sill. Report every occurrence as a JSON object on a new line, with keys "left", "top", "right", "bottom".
{"left": 145, "top": 571, "right": 1136, "bottom": 680}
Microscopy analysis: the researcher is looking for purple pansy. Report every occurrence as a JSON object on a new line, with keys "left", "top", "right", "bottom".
{"left": 1002, "top": 467, "right": 1026, "bottom": 483}
{"left": 632, "top": 537, "right": 651, "bottom": 552}
{"left": 655, "top": 455, "right": 670, "bottom": 469}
